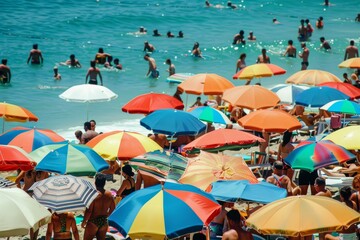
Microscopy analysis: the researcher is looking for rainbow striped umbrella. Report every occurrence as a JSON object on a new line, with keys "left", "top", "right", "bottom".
{"left": 284, "top": 140, "right": 356, "bottom": 172}
{"left": 188, "top": 106, "right": 232, "bottom": 125}
{"left": 109, "top": 182, "right": 221, "bottom": 240}
{"left": 321, "top": 100, "right": 360, "bottom": 115}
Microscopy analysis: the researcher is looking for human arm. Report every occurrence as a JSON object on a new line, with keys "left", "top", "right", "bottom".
{"left": 135, "top": 171, "right": 142, "bottom": 190}
{"left": 108, "top": 193, "right": 116, "bottom": 215}
{"left": 81, "top": 201, "right": 94, "bottom": 228}
{"left": 8, "top": 68, "right": 11, "bottom": 82}
{"left": 116, "top": 180, "right": 129, "bottom": 197}
{"left": 15, "top": 171, "right": 25, "bottom": 188}
{"left": 344, "top": 50, "right": 348, "bottom": 61}
{"left": 27, "top": 53, "right": 32, "bottom": 64}
{"left": 98, "top": 70, "right": 103, "bottom": 86}
{"left": 45, "top": 222, "right": 53, "bottom": 240}
{"left": 40, "top": 52, "right": 44, "bottom": 64}
{"left": 85, "top": 70, "right": 89, "bottom": 84}
{"left": 69, "top": 214, "right": 80, "bottom": 240}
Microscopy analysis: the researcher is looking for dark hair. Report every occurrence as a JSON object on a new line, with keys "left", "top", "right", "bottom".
{"left": 165, "top": 59, "right": 171, "bottom": 64}
{"left": 70, "top": 54, "right": 75, "bottom": 59}
{"left": 193, "top": 233, "right": 206, "bottom": 240}
{"left": 33, "top": 44, "right": 38, "bottom": 49}
{"left": 240, "top": 30, "right": 244, "bottom": 34}
{"left": 350, "top": 40, "right": 355, "bottom": 45}
{"left": 114, "top": 58, "right": 119, "bottom": 63}
{"left": 122, "top": 164, "right": 134, "bottom": 177}
{"left": 273, "top": 160, "right": 283, "bottom": 170}
{"left": 340, "top": 186, "right": 352, "bottom": 200}
{"left": 315, "top": 177, "right": 326, "bottom": 186}
{"left": 144, "top": 53, "right": 150, "bottom": 58}
{"left": 98, "top": 48, "right": 104, "bottom": 53}
{"left": 1, "top": 59, "right": 7, "bottom": 64}
{"left": 84, "top": 121, "right": 91, "bottom": 130}
{"left": 90, "top": 119, "right": 96, "bottom": 125}
{"left": 282, "top": 131, "right": 292, "bottom": 147}
{"left": 95, "top": 173, "right": 106, "bottom": 189}
{"left": 227, "top": 209, "right": 241, "bottom": 223}
{"left": 90, "top": 60, "right": 96, "bottom": 68}
{"left": 288, "top": 40, "right": 293, "bottom": 45}
{"left": 240, "top": 53, "right": 246, "bottom": 59}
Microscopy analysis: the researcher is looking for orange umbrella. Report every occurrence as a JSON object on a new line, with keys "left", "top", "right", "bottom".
{"left": 338, "top": 57, "right": 360, "bottom": 68}
{"left": 238, "top": 109, "right": 302, "bottom": 133}
{"left": 317, "top": 82, "right": 360, "bottom": 99}
{"left": 0, "top": 102, "right": 38, "bottom": 132}
{"left": 233, "top": 63, "right": 286, "bottom": 80}
{"left": 222, "top": 85, "right": 280, "bottom": 110}
{"left": 178, "top": 151, "right": 258, "bottom": 190}
{"left": 285, "top": 69, "right": 342, "bottom": 86}
{"left": 177, "top": 73, "right": 234, "bottom": 95}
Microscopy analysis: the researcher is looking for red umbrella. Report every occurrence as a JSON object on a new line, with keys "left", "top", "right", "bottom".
{"left": 317, "top": 82, "right": 360, "bottom": 100}
{"left": 0, "top": 145, "right": 35, "bottom": 171}
{"left": 122, "top": 93, "right": 184, "bottom": 114}
{"left": 183, "top": 128, "right": 265, "bottom": 153}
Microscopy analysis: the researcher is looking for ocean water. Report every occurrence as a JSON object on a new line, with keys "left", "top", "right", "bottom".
{"left": 1, "top": 0, "right": 359, "bottom": 140}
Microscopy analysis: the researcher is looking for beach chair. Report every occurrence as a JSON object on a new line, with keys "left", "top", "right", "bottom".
{"left": 249, "top": 151, "right": 271, "bottom": 178}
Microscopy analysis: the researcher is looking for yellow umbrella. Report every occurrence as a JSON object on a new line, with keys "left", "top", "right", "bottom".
{"left": 285, "top": 70, "right": 342, "bottom": 86}
{"left": 178, "top": 151, "right": 258, "bottom": 190}
{"left": 323, "top": 125, "right": 360, "bottom": 150}
{"left": 339, "top": 58, "right": 360, "bottom": 68}
{"left": 232, "top": 63, "right": 286, "bottom": 80}
{"left": 0, "top": 102, "right": 39, "bottom": 132}
{"left": 246, "top": 195, "right": 360, "bottom": 237}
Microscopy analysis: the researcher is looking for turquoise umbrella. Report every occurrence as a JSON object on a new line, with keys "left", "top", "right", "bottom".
{"left": 321, "top": 99, "right": 360, "bottom": 115}
{"left": 30, "top": 141, "right": 109, "bottom": 176}
{"left": 188, "top": 106, "right": 232, "bottom": 125}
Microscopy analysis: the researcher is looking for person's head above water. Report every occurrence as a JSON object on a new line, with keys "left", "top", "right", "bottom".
{"left": 98, "top": 48, "right": 104, "bottom": 53}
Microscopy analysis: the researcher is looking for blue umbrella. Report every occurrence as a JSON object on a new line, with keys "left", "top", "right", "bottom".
{"left": 295, "top": 86, "right": 349, "bottom": 108}
{"left": 207, "top": 180, "right": 287, "bottom": 204}
{"left": 140, "top": 109, "right": 206, "bottom": 137}
{"left": 270, "top": 84, "right": 309, "bottom": 104}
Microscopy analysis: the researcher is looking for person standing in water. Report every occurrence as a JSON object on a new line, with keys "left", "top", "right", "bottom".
{"left": 53, "top": 66, "right": 61, "bottom": 80}
{"left": 0, "top": 59, "right": 11, "bottom": 83}
{"left": 85, "top": 60, "right": 103, "bottom": 85}
{"left": 94, "top": 48, "right": 111, "bottom": 65}
{"left": 165, "top": 59, "right": 175, "bottom": 76}
{"left": 27, "top": 43, "right": 43, "bottom": 64}
{"left": 299, "top": 42, "right": 310, "bottom": 70}
{"left": 344, "top": 40, "right": 359, "bottom": 60}
{"left": 144, "top": 54, "right": 159, "bottom": 78}
{"left": 283, "top": 40, "right": 297, "bottom": 57}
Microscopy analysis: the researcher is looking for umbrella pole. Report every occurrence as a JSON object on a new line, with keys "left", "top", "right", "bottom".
{"left": 169, "top": 135, "right": 174, "bottom": 152}
{"left": 86, "top": 103, "right": 89, "bottom": 121}
{"left": 185, "top": 94, "right": 189, "bottom": 110}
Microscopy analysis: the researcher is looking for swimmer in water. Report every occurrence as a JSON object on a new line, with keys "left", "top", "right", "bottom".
{"left": 53, "top": 66, "right": 61, "bottom": 80}
{"left": 320, "top": 37, "right": 331, "bottom": 50}
{"left": 283, "top": 40, "right": 297, "bottom": 57}
{"left": 192, "top": 42, "right": 203, "bottom": 58}
{"left": 95, "top": 48, "right": 111, "bottom": 65}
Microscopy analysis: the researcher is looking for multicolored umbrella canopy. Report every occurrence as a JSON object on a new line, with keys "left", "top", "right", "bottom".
{"left": 182, "top": 128, "right": 265, "bottom": 153}
{"left": 295, "top": 86, "right": 349, "bottom": 108}
{"left": 177, "top": 73, "right": 234, "bottom": 95}
{"left": 317, "top": 82, "right": 360, "bottom": 100}
{"left": 29, "top": 175, "right": 99, "bottom": 213}
{"left": 232, "top": 63, "right": 286, "bottom": 80}
{"left": 86, "top": 131, "right": 162, "bottom": 161}
{"left": 323, "top": 126, "right": 360, "bottom": 150}
{"left": 284, "top": 140, "right": 356, "bottom": 172}
{"left": 130, "top": 150, "right": 188, "bottom": 181}
{"left": 222, "top": 85, "right": 280, "bottom": 110}
{"left": 109, "top": 182, "right": 221, "bottom": 240}
{"left": 30, "top": 141, "right": 109, "bottom": 176}
{"left": 285, "top": 69, "right": 342, "bottom": 86}
{"left": 188, "top": 106, "right": 232, "bottom": 125}
{"left": 238, "top": 109, "right": 302, "bottom": 133}
{"left": 206, "top": 180, "right": 287, "bottom": 204}
{"left": 179, "top": 151, "right": 258, "bottom": 190}
{"left": 320, "top": 99, "right": 360, "bottom": 115}
{"left": 0, "top": 145, "right": 35, "bottom": 171}
{"left": 0, "top": 127, "right": 65, "bottom": 153}
{"left": 246, "top": 195, "right": 360, "bottom": 237}
{"left": 338, "top": 57, "right": 360, "bottom": 68}
{"left": 122, "top": 93, "right": 184, "bottom": 114}
{"left": 270, "top": 84, "right": 309, "bottom": 104}
{"left": 140, "top": 109, "right": 206, "bottom": 137}
{"left": 0, "top": 188, "right": 51, "bottom": 238}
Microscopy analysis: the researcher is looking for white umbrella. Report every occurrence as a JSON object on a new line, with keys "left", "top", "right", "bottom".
{"left": 0, "top": 188, "right": 51, "bottom": 238}
{"left": 270, "top": 84, "right": 309, "bottom": 104}
{"left": 29, "top": 175, "right": 99, "bottom": 213}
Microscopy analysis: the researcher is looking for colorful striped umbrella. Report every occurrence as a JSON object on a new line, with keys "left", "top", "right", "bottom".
{"left": 30, "top": 141, "right": 109, "bottom": 176}
{"left": 318, "top": 82, "right": 360, "bottom": 100}
{"left": 285, "top": 70, "right": 342, "bottom": 86}
{"left": 295, "top": 86, "right": 349, "bottom": 108}
{"left": 188, "top": 106, "right": 232, "bottom": 125}
{"left": 0, "top": 127, "right": 65, "bottom": 153}
{"left": 0, "top": 145, "right": 35, "bottom": 171}
{"left": 109, "top": 182, "right": 221, "bottom": 240}
{"left": 284, "top": 140, "right": 356, "bottom": 172}
{"left": 29, "top": 175, "right": 99, "bottom": 213}
{"left": 338, "top": 57, "right": 360, "bottom": 69}
{"left": 321, "top": 99, "right": 360, "bottom": 115}
{"left": 86, "top": 131, "right": 162, "bottom": 161}
{"left": 233, "top": 63, "right": 286, "bottom": 80}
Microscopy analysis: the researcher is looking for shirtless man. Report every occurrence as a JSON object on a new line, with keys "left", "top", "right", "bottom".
{"left": 0, "top": 59, "right": 11, "bottom": 83}
{"left": 82, "top": 174, "right": 115, "bottom": 240}
{"left": 283, "top": 40, "right": 296, "bottom": 57}
{"left": 320, "top": 37, "right": 331, "bottom": 50}
{"left": 256, "top": 48, "right": 270, "bottom": 63}
{"left": 314, "top": 177, "right": 332, "bottom": 197}
{"left": 27, "top": 44, "right": 43, "bottom": 64}
{"left": 53, "top": 66, "right": 61, "bottom": 80}
{"left": 85, "top": 60, "right": 103, "bottom": 85}
{"left": 144, "top": 54, "right": 159, "bottom": 78}
{"left": 94, "top": 48, "right": 111, "bottom": 65}
{"left": 299, "top": 42, "right": 310, "bottom": 70}
{"left": 232, "top": 30, "right": 245, "bottom": 45}
{"left": 165, "top": 59, "right": 175, "bottom": 76}
{"left": 63, "top": 54, "right": 81, "bottom": 67}
{"left": 149, "top": 133, "right": 169, "bottom": 148}
{"left": 247, "top": 31, "right": 256, "bottom": 41}
{"left": 143, "top": 41, "right": 155, "bottom": 52}
{"left": 222, "top": 210, "right": 253, "bottom": 240}
{"left": 344, "top": 40, "right": 359, "bottom": 60}
{"left": 81, "top": 121, "right": 98, "bottom": 144}
{"left": 298, "top": 19, "right": 307, "bottom": 41}
{"left": 267, "top": 161, "right": 301, "bottom": 196}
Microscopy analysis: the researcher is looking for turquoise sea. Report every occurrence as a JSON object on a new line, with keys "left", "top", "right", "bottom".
{"left": 1, "top": 0, "right": 360, "bottom": 140}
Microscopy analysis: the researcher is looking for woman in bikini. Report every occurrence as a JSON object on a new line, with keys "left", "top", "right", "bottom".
{"left": 116, "top": 164, "right": 136, "bottom": 198}
{"left": 46, "top": 212, "right": 79, "bottom": 240}
{"left": 350, "top": 175, "right": 360, "bottom": 212}
{"left": 277, "top": 131, "right": 295, "bottom": 179}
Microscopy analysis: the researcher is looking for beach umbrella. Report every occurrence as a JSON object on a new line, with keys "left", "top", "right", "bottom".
{"left": 129, "top": 150, "right": 188, "bottom": 180}
{"left": 317, "top": 82, "right": 360, "bottom": 100}
{"left": 0, "top": 177, "right": 16, "bottom": 188}
{"left": 0, "top": 145, "right": 35, "bottom": 171}
{"left": 323, "top": 126, "right": 360, "bottom": 150}
{"left": 206, "top": 180, "right": 287, "bottom": 204}
{"left": 0, "top": 127, "right": 65, "bottom": 153}
{"left": 122, "top": 93, "right": 184, "bottom": 114}
{"left": 285, "top": 69, "right": 342, "bottom": 86}
{"left": 232, "top": 63, "right": 286, "bottom": 80}
{"left": 284, "top": 140, "right": 356, "bottom": 172}
{"left": 270, "top": 84, "right": 309, "bottom": 104}
{"left": 59, "top": 84, "right": 118, "bottom": 119}
{"left": 238, "top": 109, "right": 302, "bottom": 133}
{"left": 246, "top": 195, "right": 360, "bottom": 237}
{"left": 338, "top": 57, "right": 360, "bottom": 68}
{"left": 177, "top": 73, "right": 234, "bottom": 95}
{"left": 30, "top": 141, "right": 109, "bottom": 176}
{"left": 321, "top": 99, "right": 360, "bottom": 115}
{"left": 222, "top": 85, "right": 280, "bottom": 110}
{"left": 29, "top": 175, "right": 99, "bottom": 213}
{"left": 86, "top": 131, "right": 162, "bottom": 161}
{"left": 140, "top": 109, "right": 206, "bottom": 137}
{"left": 188, "top": 106, "right": 232, "bottom": 125}
{"left": 0, "top": 188, "right": 51, "bottom": 238}
{"left": 179, "top": 151, "right": 258, "bottom": 190}
{"left": 182, "top": 128, "right": 265, "bottom": 154}
{"left": 295, "top": 86, "right": 349, "bottom": 108}
{"left": 0, "top": 102, "right": 39, "bottom": 133}
{"left": 109, "top": 182, "right": 221, "bottom": 240}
